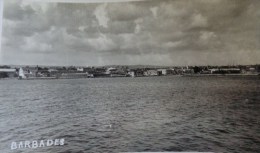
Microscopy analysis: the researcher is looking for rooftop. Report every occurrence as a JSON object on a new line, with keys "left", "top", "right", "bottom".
{"left": 0, "top": 69, "right": 16, "bottom": 72}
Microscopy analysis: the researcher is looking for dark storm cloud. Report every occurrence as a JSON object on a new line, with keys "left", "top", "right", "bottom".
{"left": 1, "top": 0, "right": 259, "bottom": 66}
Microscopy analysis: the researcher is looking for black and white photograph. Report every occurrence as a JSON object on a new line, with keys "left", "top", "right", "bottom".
{"left": 0, "top": 0, "right": 259, "bottom": 152}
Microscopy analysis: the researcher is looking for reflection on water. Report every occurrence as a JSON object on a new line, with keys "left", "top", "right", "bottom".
{"left": 0, "top": 76, "right": 259, "bottom": 153}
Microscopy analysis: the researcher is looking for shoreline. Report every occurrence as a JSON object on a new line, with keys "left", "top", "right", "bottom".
{"left": 181, "top": 74, "right": 260, "bottom": 77}
{"left": 1, "top": 73, "right": 259, "bottom": 80}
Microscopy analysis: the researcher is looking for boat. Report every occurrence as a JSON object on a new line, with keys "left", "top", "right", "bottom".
{"left": 18, "top": 68, "right": 26, "bottom": 79}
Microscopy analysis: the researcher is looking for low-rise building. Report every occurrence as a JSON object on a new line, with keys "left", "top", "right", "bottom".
{"left": 77, "top": 67, "right": 84, "bottom": 72}
{"left": 210, "top": 68, "right": 241, "bottom": 74}
{"left": 0, "top": 69, "right": 17, "bottom": 78}
{"left": 144, "top": 70, "right": 158, "bottom": 76}
{"left": 106, "top": 67, "right": 117, "bottom": 74}
{"left": 157, "top": 69, "right": 176, "bottom": 75}
{"left": 128, "top": 71, "right": 135, "bottom": 77}
{"left": 182, "top": 68, "right": 194, "bottom": 74}
{"left": 60, "top": 73, "right": 89, "bottom": 79}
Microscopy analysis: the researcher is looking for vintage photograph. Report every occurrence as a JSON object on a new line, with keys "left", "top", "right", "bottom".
{"left": 0, "top": 0, "right": 259, "bottom": 152}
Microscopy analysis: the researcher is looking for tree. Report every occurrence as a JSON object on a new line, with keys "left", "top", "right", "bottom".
{"left": 193, "top": 66, "right": 201, "bottom": 74}
{"left": 0, "top": 65, "right": 10, "bottom": 69}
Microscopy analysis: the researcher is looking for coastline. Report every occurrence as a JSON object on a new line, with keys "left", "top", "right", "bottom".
{"left": 181, "top": 73, "right": 260, "bottom": 77}
{"left": 1, "top": 73, "right": 259, "bottom": 81}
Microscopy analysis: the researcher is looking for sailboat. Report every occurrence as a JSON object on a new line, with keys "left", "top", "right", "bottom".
{"left": 18, "top": 68, "right": 26, "bottom": 79}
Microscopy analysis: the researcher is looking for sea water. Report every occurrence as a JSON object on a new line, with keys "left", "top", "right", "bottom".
{"left": 0, "top": 76, "right": 259, "bottom": 153}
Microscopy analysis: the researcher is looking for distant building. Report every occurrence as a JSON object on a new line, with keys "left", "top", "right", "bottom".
{"left": 22, "top": 66, "right": 43, "bottom": 77}
{"left": 210, "top": 68, "right": 240, "bottom": 74}
{"left": 94, "top": 67, "right": 107, "bottom": 73}
{"left": 209, "top": 68, "right": 219, "bottom": 74}
{"left": 48, "top": 69, "right": 59, "bottom": 77}
{"left": 77, "top": 67, "right": 84, "bottom": 72}
{"left": 60, "top": 73, "right": 89, "bottom": 79}
{"left": 157, "top": 69, "right": 166, "bottom": 75}
{"left": 200, "top": 70, "right": 211, "bottom": 74}
{"left": 182, "top": 68, "right": 194, "bottom": 74}
{"left": 128, "top": 71, "right": 135, "bottom": 77}
{"left": 157, "top": 69, "right": 176, "bottom": 75}
{"left": 106, "top": 67, "right": 117, "bottom": 74}
{"left": 0, "top": 69, "right": 17, "bottom": 77}
{"left": 83, "top": 67, "right": 95, "bottom": 74}
{"left": 127, "top": 69, "right": 144, "bottom": 77}
{"left": 144, "top": 70, "right": 158, "bottom": 76}
{"left": 135, "top": 69, "right": 145, "bottom": 77}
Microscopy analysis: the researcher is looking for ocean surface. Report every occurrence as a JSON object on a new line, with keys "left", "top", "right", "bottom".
{"left": 0, "top": 76, "right": 259, "bottom": 153}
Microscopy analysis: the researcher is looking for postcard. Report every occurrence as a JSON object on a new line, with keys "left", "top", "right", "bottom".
{"left": 0, "top": 0, "right": 259, "bottom": 153}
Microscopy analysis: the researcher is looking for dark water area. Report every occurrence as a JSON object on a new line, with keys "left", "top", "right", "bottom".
{"left": 0, "top": 76, "right": 259, "bottom": 153}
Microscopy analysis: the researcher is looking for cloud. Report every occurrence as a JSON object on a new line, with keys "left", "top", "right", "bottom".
{"left": 191, "top": 13, "right": 208, "bottom": 28}
{"left": 87, "top": 33, "right": 117, "bottom": 51}
{"left": 1, "top": 0, "right": 260, "bottom": 66}
{"left": 150, "top": 6, "right": 158, "bottom": 18}
{"left": 94, "top": 3, "right": 109, "bottom": 28}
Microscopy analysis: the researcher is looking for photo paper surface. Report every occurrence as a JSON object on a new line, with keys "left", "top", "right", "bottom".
{"left": 0, "top": 0, "right": 259, "bottom": 153}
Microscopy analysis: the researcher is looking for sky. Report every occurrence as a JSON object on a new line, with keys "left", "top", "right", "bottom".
{"left": 0, "top": 0, "right": 259, "bottom": 66}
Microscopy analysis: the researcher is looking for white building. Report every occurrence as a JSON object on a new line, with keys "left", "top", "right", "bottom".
{"left": 77, "top": 67, "right": 84, "bottom": 72}
{"left": 128, "top": 71, "right": 135, "bottom": 77}
{"left": 0, "top": 69, "right": 17, "bottom": 77}
{"left": 144, "top": 70, "right": 158, "bottom": 76}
